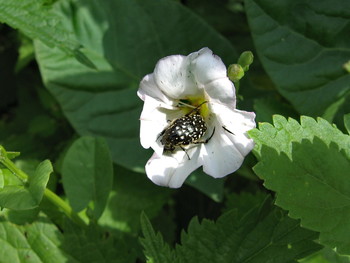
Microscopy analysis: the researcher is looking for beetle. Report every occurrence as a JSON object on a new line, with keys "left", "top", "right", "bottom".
{"left": 158, "top": 101, "right": 215, "bottom": 158}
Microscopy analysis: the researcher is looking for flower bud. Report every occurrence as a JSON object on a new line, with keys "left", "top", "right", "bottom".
{"left": 228, "top": 64, "right": 244, "bottom": 82}
{"left": 238, "top": 51, "right": 254, "bottom": 71}
{"left": 344, "top": 60, "right": 350, "bottom": 73}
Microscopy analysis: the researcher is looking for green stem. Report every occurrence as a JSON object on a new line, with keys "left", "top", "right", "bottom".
{"left": 1, "top": 157, "right": 28, "bottom": 181}
{"left": 1, "top": 153, "right": 87, "bottom": 227}
{"left": 44, "top": 189, "right": 87, "bottom": 227}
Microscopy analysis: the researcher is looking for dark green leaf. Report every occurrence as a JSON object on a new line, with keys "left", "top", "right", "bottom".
{"left": 0, "top": 26, "right": 17, "bottom": 109}
{"left": 61, "top": 136, "right": 113, "bottom": 220}
{"left": 344, "top": 113, "right": 350, "bottom": 134}
{"left": 140, "top": 212, "right": 175, "bottom": 263}
{"left": 62, "top": 221, "right": 133, "bottom": 263}
{"left": 245, "top": 0, "right": 350, "bottom": 120}
{"left": 253, "top": 96, "right": 298, "bottom": 123}
{"left": 98, "top": 165, "right": 171, "bottom": 235}
{"left": 186, "top": 169, "right": 225, "bottom": 202}
{"left": 0, "top": 0, "right": 94, "bottom": 69}
{"left": 222, "top": 191, "right": 266, "bottom": 215}
{"left": 140, "top": 196, "right": 321, "bottom": 263}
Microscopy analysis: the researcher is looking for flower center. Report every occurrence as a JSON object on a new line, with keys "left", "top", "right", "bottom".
{"left": 179, "top": 98, "right": 210, "bottom": 119}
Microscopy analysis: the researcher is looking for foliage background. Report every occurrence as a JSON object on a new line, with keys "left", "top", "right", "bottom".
{"left": 0, "top": 0, "right": 349, "bottom": 262}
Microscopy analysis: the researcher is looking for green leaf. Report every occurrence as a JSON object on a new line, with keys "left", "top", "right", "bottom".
{"left": 15, "top": 34, "right": 35, "bottom": 72}
{"left": 253, "top": 96, "right": 298, "bottom": 123}
{"left": 0, "top": 28, "right": 17, "bottom": 110}
{"left": 0, "top": 169, "right": 3, "bottom": 188}
{"left": 6, "top": 152, "right": 21, "bottom": 160}
{"left": 61, "top": 136, "right": 113, "bottom": 220}
{"left": 0, "top": 0, "right": 94, "bottom": 69}
{"left": 4, "top": 208, "right": 40, "bottom": 225}
{"left": 245, "top": 0, "right": 350, "bottom": 120}
{"left": 250, "top": 116, "right": 350, "bottom": 254}
{"left": 140, "top": 212, "right": 176, "bottom": 263}
{"left": 0, "top": 160, "right": 52, "bottom": 210}
{"left": 249, "top": 115, "right": 350, "bottom": 158}
{"left": 300, "top": 247, "right": 350, "bottom": 263}
{"left": 222, "top": 191, "right": 266, "bottom": 215}
{"left": 61, "top": 221, "right": 133, "bottom": 263}
{"left": 99, "top": 165, "right": 171, "bottom": 235}
{"left": 344, "top": 113, "right": 350, "bottom": 134}
{"left": 140, "top": 196, "right": 321, "bottom": 263}
{"left": 186, "top": 169, "right": 225, "bottom": 202}
{"left": 34, "top": 0, "right": 237, "bottom": 171}
{"left": 0, "top": 214, "right": 77, "bottom": 263}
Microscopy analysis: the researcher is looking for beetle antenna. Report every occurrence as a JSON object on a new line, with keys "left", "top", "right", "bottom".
{"left": 177, "top": 101, "right": 196, "bottom": 108}
{"left": 178, "top": 100, "right": 208, "bottom": 109}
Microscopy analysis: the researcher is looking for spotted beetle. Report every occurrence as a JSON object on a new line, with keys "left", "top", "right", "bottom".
{"left": 158, "top": 101, "right": 215, "bottom": 158}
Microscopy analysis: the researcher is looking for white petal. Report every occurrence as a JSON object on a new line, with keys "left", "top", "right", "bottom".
{"left": 138, "top": 74, "right": 175, "bottom": 108}
{"left": 204, "top": 78, "right": 236, "bottom": 107}
{"left": 211, "top": 104, "right": 255, "bottom": 156}
{"left": 139, "top": 97, "right": 168, "bottom": 154}
{"left": 153, "top": 55, "right": 199, "bottom": 99}
{"left": 189, "top": 47, "right": 228, "bottom": 85}
{"left": 211, "top": 103, "right": 256, "bottom": 135}
{"left": 145, "top": 147, "right": 202, "bottom": 188}
{"left": 202, "top": 126, "right": 246, "bottom": 178}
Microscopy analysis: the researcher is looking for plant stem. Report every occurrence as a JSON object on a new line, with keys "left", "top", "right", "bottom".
{"left": 1, "top": 151, "right": 87, "bottom": 227}
{"left": 1, "top": 157, "right": 28, "bottom": 182}
{"left": 44, "top": 188, "right": 87, "bottom": 227}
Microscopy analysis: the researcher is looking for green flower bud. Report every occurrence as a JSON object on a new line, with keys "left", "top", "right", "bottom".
{"left": 238, "top": 51, "right": 254, "bottom": 71}
{"left": 228, "top": 64, "right": 245, "bottom": 82}
{"left": 344, "top": 60, "right": 350, "bottom": 73}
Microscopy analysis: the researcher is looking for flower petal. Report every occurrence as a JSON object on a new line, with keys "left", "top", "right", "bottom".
{"left": 153, "top": 55, "right": 199, "bottom": 99}
{"left": 204, "top": 78, "right": 236, "bottom": 107}
{"left": 211, "top": 104, "right": 255, "bottom": 156}
{"left": 211, "top": 103, "right": 256, "bottom": 134}
{"left": 145, "top": 147, "right": 202, "bottom": 188}
{"left": 190, "top": 47, "right": 228, "bottom": 85}
{"left": 139, "top": 96, "right": 169, "bottom": 155}
{"left": 138, "top": 74, "right": 175, "bottom": 108}
{"left": 201, "top": 127, "right": 246, "bottom": 178}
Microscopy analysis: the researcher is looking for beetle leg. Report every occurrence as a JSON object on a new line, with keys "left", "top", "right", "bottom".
{"left": 157, "top": 129, "right": 165, "bottom": 141}
{"left": 222, "top": 126, "right": 235, "bottom": 135}
{"left": 180, "top": 146, "right": 190, "bottom": 160}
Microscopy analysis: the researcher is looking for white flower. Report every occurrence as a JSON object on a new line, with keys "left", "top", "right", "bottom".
{"left": 137, "top": 47, "right": 255, "bottom": 188}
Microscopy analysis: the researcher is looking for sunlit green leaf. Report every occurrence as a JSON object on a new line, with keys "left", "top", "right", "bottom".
{"left": 250, "top": 115, "right": 350, "bottom": 254}
{"left": 62, "top": 136, "right": 113, "bottom": 220}
{"left": 300, "top": 247, "right": 350, "bottom": 263}
{"left": 0, "top": 214, "right": 77, "bottom": 263}
{"left": 0, "top": 160, "right": 52, "bottom": 210}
